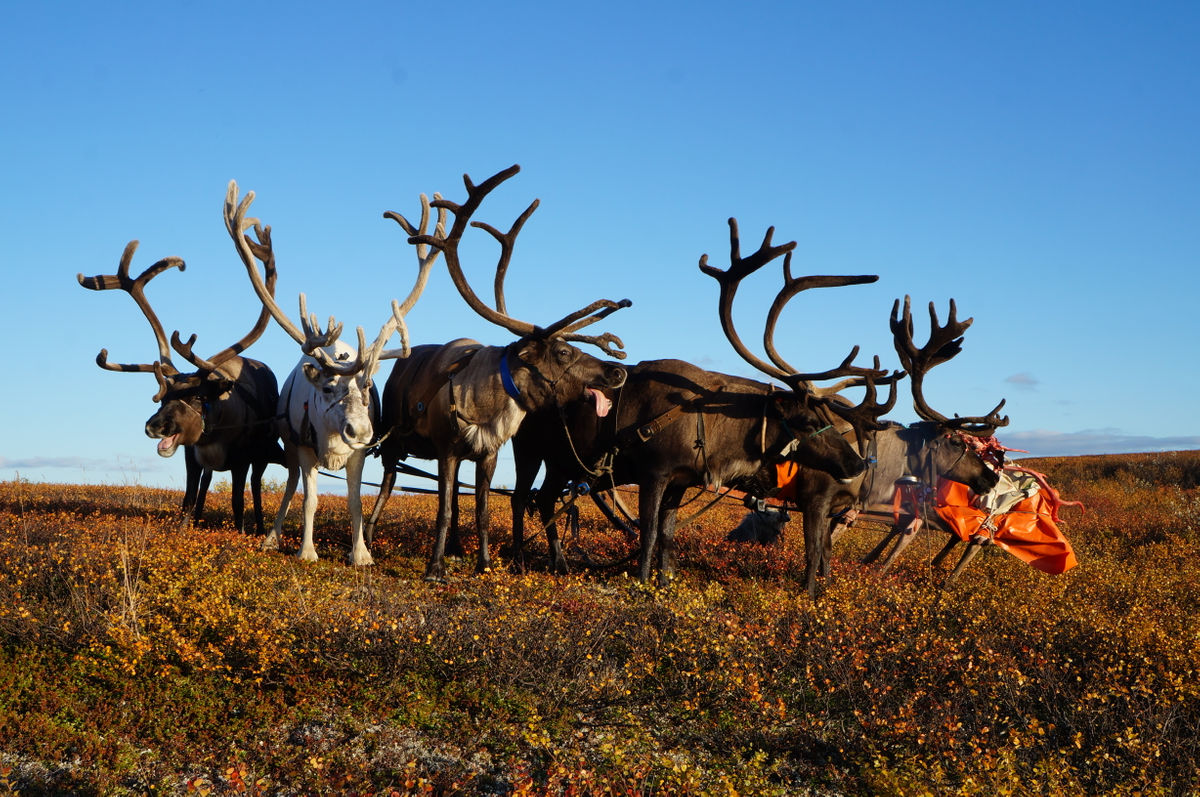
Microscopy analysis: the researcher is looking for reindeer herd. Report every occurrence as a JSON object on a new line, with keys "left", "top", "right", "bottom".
{"left": 79, "top": 165, "right": 1012, "bottom": 598}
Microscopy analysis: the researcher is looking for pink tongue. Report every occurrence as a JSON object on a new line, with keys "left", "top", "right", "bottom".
{"left": 588, "top": 388, "right": 612, "bottom": 418}
{"left": 157, "top": 434, "right": 179, "bottom": 453}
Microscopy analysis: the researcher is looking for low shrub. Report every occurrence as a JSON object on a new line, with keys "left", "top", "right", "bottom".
{"left": 0, "top": 453, "right": 1196, "bottom": 794}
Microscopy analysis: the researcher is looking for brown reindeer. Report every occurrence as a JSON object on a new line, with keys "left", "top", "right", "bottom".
{"left": 78, "top": 239, "right": 283, "bottom": 533}
{"left": 363, "top": 165, "right": 630, "bottom": 582}
{"left": 726, "top": 296, "right": 1007, "bottom": 589}
{"left": 511, "top": 220, "right": 893, "bottom": 591}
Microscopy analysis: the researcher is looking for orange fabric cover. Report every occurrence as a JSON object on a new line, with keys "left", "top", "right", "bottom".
{"left": 775, "top": 461, "right": 800, "bottom": 502}
{"left": 934, "top": 479, "right": 1078, "bottom": 575}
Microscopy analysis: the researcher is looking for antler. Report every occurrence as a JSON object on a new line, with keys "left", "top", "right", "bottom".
{"left": 77, "top": 240, "right": 187, "bottom": 401}
{"left": 890, "top": 295, "right": 1009, "bottom": 433}
{"left": 226, "top": 180, "right": 416, "bottom": 379}
{"left": 406, "top": 164, "right": 631, "bottom": 358}
{"left": 168, "top": 233, "right": 279, "bottom": 379}
{"left": 699, "top": 216, "right": 898, "bottom": 390}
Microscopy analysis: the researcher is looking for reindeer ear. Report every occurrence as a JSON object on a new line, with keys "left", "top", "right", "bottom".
{"left": 515, "top": 338, "right": 542, "bottom": 361}
{"left": 302, "top": 362, "right": 324, "bottom": 385}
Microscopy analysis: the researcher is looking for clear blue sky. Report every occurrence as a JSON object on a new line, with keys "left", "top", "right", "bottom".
{"left": 3, "top": 1, "right": 1197, "bottom": 493}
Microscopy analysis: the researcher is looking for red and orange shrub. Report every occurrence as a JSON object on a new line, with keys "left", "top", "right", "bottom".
{"left": 0, "top": 451, "right": 1197, "bottom": 794}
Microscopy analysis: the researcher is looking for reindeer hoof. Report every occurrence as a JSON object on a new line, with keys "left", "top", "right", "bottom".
{"left": 297, "top": 548, "right": 319, "bottom": 563}
{"left": 260, "top": 535, "right": 280, "bottom": 552}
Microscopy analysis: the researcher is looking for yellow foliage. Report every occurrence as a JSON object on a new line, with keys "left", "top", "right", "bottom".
{"left": 0, "top": 453, "right": 1197, "bottom": 794}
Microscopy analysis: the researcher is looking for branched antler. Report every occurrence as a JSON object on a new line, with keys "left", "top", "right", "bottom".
{"left": 890, "top": 295, "right": 1008, "bottom": 434}
{"left": 227, "top": 180, "right": 422, "bottom": 382}
{"left": 406, "top": 165, "right": 631, "bottom": 358}
{"left": 699, "top": 218, "right": 900, "bottom": 429}
{"left": 77, "top": 241, "right": 187, "bottom": 401}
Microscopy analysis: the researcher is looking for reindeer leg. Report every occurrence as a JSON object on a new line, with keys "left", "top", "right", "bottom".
{"left": 346, "top": 451, "right": 374, "bottom": 567}
{"left": 802, "top": 494, "right": 833, "bottom": 598}
{"left": 297, "top": 449, "right": 321, "bottom": 562}
{"left": 364, "top": 461, "right": 396, "bottom": 547}
{"left": 509, "top": 435, "right": 538, "bottom": 571}
{"left": 194, "top": 467, "right": 213, "bottom": 526}
{"left": 264, "top": 455, "right": 298, "bottom": 552}
{"left": 447, "top": 461, "right": 466, "bottom": 558}
{"left": 250, "top": 457, "right": 267, "bottom": 537}
{"left": 656, "top": 489, "right": 685, "bottom": 588}
{"left": 473, "top": 453, "right": 497, "bottom": 574}
{"left": 182, "top": 447, "right": 203, "bottom": 523}
{"left": 426, "top": 455, "right": 458, "bottom": 582}
{"left": 931, "top": 536, "right": 960, "bottom": 568}
{"left": 878, "top": 518, "right": 923, "bottom": 575}
{"left": 544, "top": 484, "right": 570, "bottom": 576}
{"left": 230, "top": 461, "right": 249, "bottom": 533}
{"left": 637, "top": 478, "right": 668, "bottom": 584}
{"left": 819, "top": 514, "right": 839, "bottom": 580}
{"left": 944, "top": 537, "right": 986, "bottom": 586}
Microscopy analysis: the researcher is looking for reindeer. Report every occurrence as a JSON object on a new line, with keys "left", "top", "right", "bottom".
{"left": 227, "top": 180, "right": 428, "bottom": 565}
{"left": 362, "top": 165, "right": 630, "bottom": 582}
{"left": 761, "top": 295, "right": 1006, "bottom": 591}
{"left": 78, "top": 238, "right": 283, "bottom": 534}
{"left": 843, "top": 296, "right": 1008, "bottom": 578}
{"left": 511, "top": 220, "right": 893, "bottom": 591}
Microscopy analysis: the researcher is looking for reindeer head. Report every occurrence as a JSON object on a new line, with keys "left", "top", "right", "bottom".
{"left": 144, "top": 366, "right": 242, "bottom": 457}
{"left": 78, "top": 237, "right": 276, "bottom": 459}
{"left": 503, "top": 335, "right": 628, "bottom": 416}
{"left": 890, "top": 295, "right": 1009, "bottom": 494}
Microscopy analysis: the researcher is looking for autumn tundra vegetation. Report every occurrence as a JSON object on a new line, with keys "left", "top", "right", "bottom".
{"left": 1, "top": 450, "right": 1198, "bottom": 795}
{"left": 44, "top": 167, "right": 1195, "bottom": 792}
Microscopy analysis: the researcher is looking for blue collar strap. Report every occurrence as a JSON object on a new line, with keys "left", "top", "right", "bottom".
{"left": 499, "top": 352, "right": 522, "bottom": 400}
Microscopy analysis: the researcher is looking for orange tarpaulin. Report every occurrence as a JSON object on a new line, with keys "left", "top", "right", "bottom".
{"left": 934, "top": 479, "right": 1078, "bottom": 575}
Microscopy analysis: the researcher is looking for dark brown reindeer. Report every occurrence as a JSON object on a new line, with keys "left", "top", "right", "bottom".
{"left": 78, "top": 239, "right": 283, "bottom": 533}
{"left": 363, "top": 165, "right": 630, "bottom": 582}
{"left": 511, "top": 220, "right": 892, "bottom": 592}
{"left": 722, "top": 295, "right": 1007, "bottom": 595}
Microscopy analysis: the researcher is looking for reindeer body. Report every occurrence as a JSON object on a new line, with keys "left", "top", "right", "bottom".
{"left": 791, "top": 422, "right": 1000, "bottom": 587}
{"left": 369, "top": 336, "right": 626, "bottom": 581}
{"left": 144, "top": 355, "right": 282, "bottom": 533}
{"left": 264, "top": 341, "right": 382, "bottom": 566}
{"left": 361, "top": 165, "right": 632, "bottom": 583}
{"left": 78, "top": 232, "right": 284, "bottom": 538}
{"left": 513, "top": 358, "right": 866, "bottom": 584}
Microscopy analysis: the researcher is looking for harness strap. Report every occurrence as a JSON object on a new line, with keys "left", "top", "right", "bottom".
{"left": 620, "top": 400, "right": 690, "bottom": 447}
{"left": 498, "top": 351, "right": 522, "bottom": 399}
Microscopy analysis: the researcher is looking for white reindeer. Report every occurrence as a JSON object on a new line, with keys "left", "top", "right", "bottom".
{"left": 224, "top": 181, "right": 437, "bottom": 564}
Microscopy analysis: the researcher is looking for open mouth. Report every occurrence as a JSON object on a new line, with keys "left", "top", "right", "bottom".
{"left": 156, "top": 433, "right": 180, "bottom": 458}
{"left": 586, "top": 387, "right": 613, "bottom": 417}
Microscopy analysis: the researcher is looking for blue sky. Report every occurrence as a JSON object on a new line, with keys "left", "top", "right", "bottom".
{"left": 3, "top": 1, "right": 1198, "bottom": 493}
